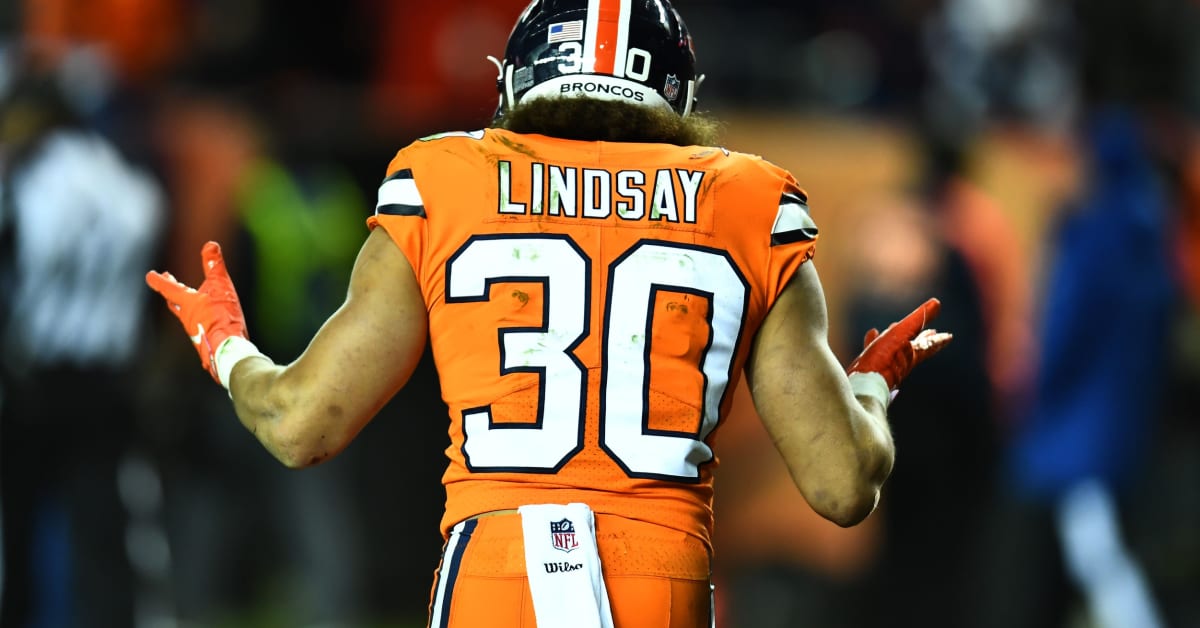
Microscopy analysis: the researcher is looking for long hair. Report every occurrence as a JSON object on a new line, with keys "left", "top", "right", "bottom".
{"left": 493, "top": 97, "right": 721, "bottom": 147}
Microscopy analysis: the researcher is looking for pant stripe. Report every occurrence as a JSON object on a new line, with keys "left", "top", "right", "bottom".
{"left": 429, "top": 518, "right": 478, "bottom": 628}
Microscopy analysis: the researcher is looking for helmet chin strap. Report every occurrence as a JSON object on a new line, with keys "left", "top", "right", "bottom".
{"left": 684, "top": 74, "right": 706, "bottom": 117}
{"left": 486, "top": 55, "right": 517, "bottom": 113}
{"left": 486, "top": 55, "right": 504, "bottom": 77}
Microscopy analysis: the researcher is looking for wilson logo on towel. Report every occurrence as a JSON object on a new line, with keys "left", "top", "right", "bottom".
{"left": 550, "top": 518, "right": 579, "bottom": 553}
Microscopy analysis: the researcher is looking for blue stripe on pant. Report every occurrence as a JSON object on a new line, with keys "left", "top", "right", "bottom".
{"left": 429, "top": 518, "right": 478, "bottom": 628}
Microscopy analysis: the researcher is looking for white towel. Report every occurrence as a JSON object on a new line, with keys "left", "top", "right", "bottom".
{"left": 518, "top": 503, "right": 615, "bottom": 628}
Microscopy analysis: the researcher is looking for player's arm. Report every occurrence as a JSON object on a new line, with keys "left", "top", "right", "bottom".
{"left": 148, "top": 228, "right": 427, "bottom": 468}
{"left": 228, "top": 228, "right": 426, "bottom": 467}
{"left": 745, "top": 262, "right": 949, "bottom": 527}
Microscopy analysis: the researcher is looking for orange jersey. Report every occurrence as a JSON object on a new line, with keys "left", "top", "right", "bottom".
{"left": 367, "top": 128, "right": 817, "bottom": 550}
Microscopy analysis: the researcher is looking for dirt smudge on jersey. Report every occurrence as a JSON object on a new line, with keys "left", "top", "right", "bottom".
{"left": 495, "top": 134, "right": 541, "bottom": 159}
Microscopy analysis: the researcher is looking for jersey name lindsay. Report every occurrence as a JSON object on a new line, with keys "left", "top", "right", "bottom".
{"left": 497, "top": 160, "right": 704, "bottom": 223}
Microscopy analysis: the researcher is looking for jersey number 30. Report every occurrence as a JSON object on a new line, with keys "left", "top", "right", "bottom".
{"left": 446, "top": 234, "right": 749, "bottom": 482}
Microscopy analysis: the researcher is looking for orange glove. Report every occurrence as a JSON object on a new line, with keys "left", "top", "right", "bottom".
{"left": 146, "top": 241, "right": 249, "bottom": 383}
{"left": 846, "top": 298, "right": 953, "bottom": 398}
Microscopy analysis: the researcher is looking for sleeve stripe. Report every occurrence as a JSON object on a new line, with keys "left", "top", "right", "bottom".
{"left": 376, "top": 203, "right": 426, "bottom": 217}
{"left": 770, "top": 197, "right": 818, "bottom": 246}
{"left": 771, "top": 228, "right": 818, "bottom": 246}
{"left": 383, "top": 168, "right": 415, "bottom": 182}
{"left": 376, "top": 170, "right": 425, "bottom": 217}
{"left": 781, "top": 191, "right": 808, "bottom": 205}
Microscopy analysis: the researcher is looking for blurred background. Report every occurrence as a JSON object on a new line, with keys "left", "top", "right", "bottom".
{"left": 0, "top": 0, "right": 1197, "bottom": 627}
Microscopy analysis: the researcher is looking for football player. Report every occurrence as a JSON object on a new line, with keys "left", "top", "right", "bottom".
{"left": 147, "top": 1, "right": 951, "bottom": 626}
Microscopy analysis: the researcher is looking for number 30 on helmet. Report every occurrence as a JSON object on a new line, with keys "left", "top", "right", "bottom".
{"left": 490, "top": 0, "right": 703, "bottom": 119}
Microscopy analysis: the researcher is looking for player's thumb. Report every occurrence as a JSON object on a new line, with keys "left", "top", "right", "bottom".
{"left": 201, "top": 241, "right": 229, "bottom": 280}
{"left": 862, "top": 328, "right": 880, "bottom": 348}
{"left": 146, "top": 270, "right": 182, "bottom": 299}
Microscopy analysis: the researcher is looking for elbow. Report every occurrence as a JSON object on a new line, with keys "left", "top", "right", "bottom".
{"left": 276, "top": 446, "right": 330, "bottom": 470}
{"left": 831, "top": 492, "right": 879, "bottom": 528}
{"left": 274, "top": 428, "right": 336, "bottom": 469}
{"left": 803, "top": 441, "right": 895, "bottom": 528}
{"left": 807, "top": 485, "right": 881, "bottom": 528}
{"left": 239, "top": 366, "right": 347, "bottom": 469}
{"left": 259, "top": 414, "right": 337, "bottom": 470}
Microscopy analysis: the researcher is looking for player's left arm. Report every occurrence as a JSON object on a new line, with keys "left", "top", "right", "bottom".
{"left": 148, "top": 228, "right": 427, "bottom": 468}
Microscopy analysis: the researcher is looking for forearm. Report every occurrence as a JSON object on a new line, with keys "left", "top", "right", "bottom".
{"left": 750, "top": 356, "right": 895, "bottom": 527}
{"left": 807, "top": 401, "right": 894, "bottom": 526}
{"left": 846, "top": 370, "right": 896, "bottom": 488}
{"left": 807, "top": 371, "right": 895, "bottom": 525}
{"left": 847, "top": 384, "right": 895, "bottom": 496}
{"left": 228, "top": 357, "right": 306, "bottom": 467}
{"left": 227, "top": 356, "right": 346, "bottom": 469}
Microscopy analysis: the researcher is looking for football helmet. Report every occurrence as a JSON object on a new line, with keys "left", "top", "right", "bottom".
{"left": 491, "top": 0, "right": 701, "bottom": 118}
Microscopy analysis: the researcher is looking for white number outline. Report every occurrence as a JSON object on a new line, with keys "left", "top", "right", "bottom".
{"left": 446, "top": 234, "right": 590, "bottom": 474}
{"left": 445, "top": 236, "right": 750, "bottom": 482}
{"left": 599, "top": 241, "right": 749, "bottom": 481}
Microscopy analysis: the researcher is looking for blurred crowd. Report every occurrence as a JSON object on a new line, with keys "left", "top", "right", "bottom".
{"left": 0, "top": 0, "right": 1197, "bottom": 627}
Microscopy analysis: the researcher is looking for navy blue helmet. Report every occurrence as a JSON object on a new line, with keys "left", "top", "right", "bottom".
{"left": 492, "top": 0, "right": 702, "bottom": 118}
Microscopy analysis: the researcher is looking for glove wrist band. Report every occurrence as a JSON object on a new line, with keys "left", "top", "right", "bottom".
{"left": 848, "top": 371, "right": 892, "bottom": 409}
{"left": 214, "top": 336, "right": 266, "bottom": 390}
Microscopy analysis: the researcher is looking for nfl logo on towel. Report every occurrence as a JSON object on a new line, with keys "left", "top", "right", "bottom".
{"left": 549, "top": 518, "right": 579, "bottom": 553}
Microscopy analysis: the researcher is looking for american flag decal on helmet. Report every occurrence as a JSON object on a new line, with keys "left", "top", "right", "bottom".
{"left": 548, "top": 20, "right": 584, "bottom": 43}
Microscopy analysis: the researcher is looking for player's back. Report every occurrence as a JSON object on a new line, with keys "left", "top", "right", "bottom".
{"left": 369, "top": 128, "right": 817, "bottom": 548}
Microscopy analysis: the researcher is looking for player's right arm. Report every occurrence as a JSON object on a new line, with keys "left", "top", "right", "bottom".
{"left": 225, "top": 228, "right": 427, "bottom": 468}
{"left": 745, "top": 262, "right": 949, "bottom": 527}
{"left": 147, "top": 228, "right": 427, "bottom": 469}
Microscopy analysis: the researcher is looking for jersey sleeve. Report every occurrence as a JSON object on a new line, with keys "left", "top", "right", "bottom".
{"left": 763, "top": 167, "right": 819, "bottom": 301}
{"left": 366, "top": 149, "right": 428, "bottom": 285}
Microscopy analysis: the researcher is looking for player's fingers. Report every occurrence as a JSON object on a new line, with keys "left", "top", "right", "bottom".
{"left": 912, "top": 328, "right": 944, "bottom": 349}
{"left": 201, "top": 241, "right": 228, "bottom": 280}
{"left": 146, "top": 270, "right": 188, "bottom": 299}
{"left": 894, "top": 297, "right": 942, "bottom": 339}
{"left": 146, "top": 271, "right": 197, "bottom": 314}
{"left": 916, "top": 298, "right": 941, "bottom": 327}
{"left": 912, "top": 330, "right": 953, "bottom": 363}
